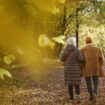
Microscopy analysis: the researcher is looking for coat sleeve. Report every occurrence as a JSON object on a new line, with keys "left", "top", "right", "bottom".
{"left": 77, "top": 49, "right": 85, "bottom": 64}
{"left": 99, "top": 48, "right": 104, "bottom": 66}
{"left": 60, "top": 47, "right": 69, "bottom": 62}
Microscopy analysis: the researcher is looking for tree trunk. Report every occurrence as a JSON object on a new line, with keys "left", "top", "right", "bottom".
{"left": 76, "top": 8, "right": 79, "bottom": 48}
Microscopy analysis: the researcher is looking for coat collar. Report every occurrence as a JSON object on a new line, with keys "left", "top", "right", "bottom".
{"left": 86, "top": 43, "right": 93, "bottom": 47}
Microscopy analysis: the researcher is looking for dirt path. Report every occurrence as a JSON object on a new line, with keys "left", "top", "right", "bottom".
{"left": 0, "top": 63, "right": 105, "bottom": 105}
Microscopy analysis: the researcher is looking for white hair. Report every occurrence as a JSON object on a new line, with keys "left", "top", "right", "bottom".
{"left": 66, "top": 37, "right": 76, "bottom": 46}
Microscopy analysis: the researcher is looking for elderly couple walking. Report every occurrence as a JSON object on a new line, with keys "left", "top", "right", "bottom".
{"left": 61, "top": 37, "right": 104, "bottom": 103}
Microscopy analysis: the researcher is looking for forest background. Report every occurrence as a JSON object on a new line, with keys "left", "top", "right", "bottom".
{"left": 0, "top": 0, "right": 105, "bottom": 104}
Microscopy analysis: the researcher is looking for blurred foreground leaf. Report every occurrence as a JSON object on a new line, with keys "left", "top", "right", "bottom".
{"left": 38, "top": 34, "right": 55, "bottom": 49}
{"left": 4, "top": 54, "right": 16, "bottom": 65}
{"left": 0, "top": 68, "right": 12, "bottom": 80}
{"left": 17, "top": 47, "right": 24, "bottom": 54}
{"left": 52, "top": 35, "right": 65, "bottom": 44}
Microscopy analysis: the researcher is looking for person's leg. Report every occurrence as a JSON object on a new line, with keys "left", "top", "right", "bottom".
{"left": 85, "top": 77, "right": 93, "bottom": 100}
{"left": 92, "top": 76, "right": 99, "bottom": 95}
{"left": 75, "top": 85, "right": 80, "bottom": 103}
{"left": 75, "top": 85, "right": 80, "bottom": 95}
{"left": 68, "top": 85, "right": 73, "bottom": 100}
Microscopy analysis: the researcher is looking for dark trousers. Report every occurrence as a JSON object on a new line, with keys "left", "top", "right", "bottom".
{"left": 68, "top": 85, "right": 80, "bottom": 100}
{"left": 85, "top": 76, "right": 99, "bottom": 98}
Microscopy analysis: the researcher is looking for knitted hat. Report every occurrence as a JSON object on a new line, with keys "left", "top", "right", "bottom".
{"left": 66, "top": 37, "right": 76, "bottom": 47}
{"left": 85, "top": 37, "right": 92, "bottom": 44}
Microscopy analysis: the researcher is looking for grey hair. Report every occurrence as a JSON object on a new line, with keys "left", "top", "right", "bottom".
{"left": 66, "top": 37, "right": 76, "bottom": 47}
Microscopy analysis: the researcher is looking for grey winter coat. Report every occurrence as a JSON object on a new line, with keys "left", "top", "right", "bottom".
{"left": 61, "top": 45, "right": 84, "bottom": 85}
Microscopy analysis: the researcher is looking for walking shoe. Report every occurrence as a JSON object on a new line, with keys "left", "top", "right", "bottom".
{"left": 77, "top": 95, "right": 80, "bottom": 103}
{"left": 68, "top": 99, "right": 74, "bottom": 103}
{"left": 89, "top": 97, "right": 93, "bottom": 101}
{"left": 93, "top": 93, "right": 97, "bottom": 101}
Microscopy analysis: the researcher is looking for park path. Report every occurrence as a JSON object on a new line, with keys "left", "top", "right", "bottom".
{"left": 0, "top": 61, "right": 105, "bottom": 105}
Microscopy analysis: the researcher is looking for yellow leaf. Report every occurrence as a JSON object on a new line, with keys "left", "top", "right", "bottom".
{"left": 4, "top": 54, "right": 16, "bottom": 65}
{"left": 52, "top": 35, "right": 65, "bottom": 44}
{"left": 0, "top": 68, "right": 12, "bottom": 80}
{"left": 49, "top": 41, "right": 55, "bottom": 49}
{"left": 38, "top": 34, "right": 51, "bottom": 47}
{"left": 38, "top": 34, "right": 55, "bottom": 49}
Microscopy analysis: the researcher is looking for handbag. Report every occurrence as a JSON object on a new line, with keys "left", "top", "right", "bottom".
{"left": 63, "top": 51, "right": 72, "bottom": 66}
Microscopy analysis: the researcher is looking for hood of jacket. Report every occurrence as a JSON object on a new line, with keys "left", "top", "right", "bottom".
{"left": 66, "top": 45, "right": 76, "bottom": 52}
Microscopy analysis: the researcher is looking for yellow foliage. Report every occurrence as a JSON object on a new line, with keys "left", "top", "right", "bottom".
{"left": 17, "top": 47, "right": 24, "bottom": 54}
{"left": 0, "top": 0, "right": 66, "bottom": 68}
{"left": 33, "top": 0, "right": 65, "bottom": 14}
{"left": 52, "top": 35, "right": 65, "bottom": 44}
{"left": 38, "top": 34, "right": 51, "bottom": 47}
{"left": 58, "top": 0, "right": 65, "bottom": 4}
{"left": 38, "top": 34, "right": 55, "bottom": 49}
{"left": 0, "top": 68, "right": 12, "bottom": 80}
{"left": 4, "top": 54, "right": 16, "bottom": 65}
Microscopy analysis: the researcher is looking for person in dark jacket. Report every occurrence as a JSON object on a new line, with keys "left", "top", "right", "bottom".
{"left": 61, "top": 37, "right": 84, "bottom": 103}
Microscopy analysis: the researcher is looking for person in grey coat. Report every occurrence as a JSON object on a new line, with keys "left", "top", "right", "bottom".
{"left": 61, "top": 37, "right": 85, "bottom": 103}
